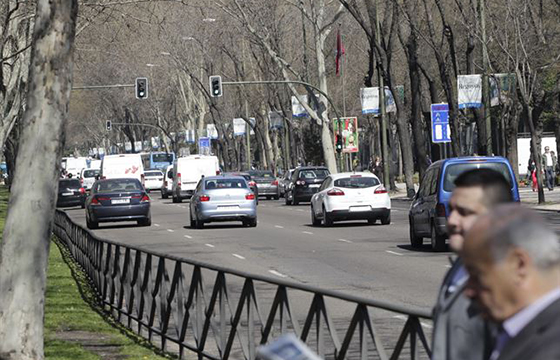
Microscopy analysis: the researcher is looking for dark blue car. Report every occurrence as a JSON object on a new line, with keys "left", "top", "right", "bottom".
{"left": 408, "top": 156, "right": 519, "bottom": 251}
{"left": 85, "top": 178, "right": 151, "bottom": 229}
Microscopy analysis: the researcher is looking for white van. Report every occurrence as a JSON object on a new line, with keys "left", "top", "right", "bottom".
{"left": 63, "top": 157, "right": 88, "bottom": 178}
{"left": 100, "top": 154, "right": 145, "bottom": 184}
{"left": 80, "top": 168, "right": 101, "bottom": 190}
{"left": 172, "top": 155, "right": 220, "bottom": 202}
{"left": 161, "top": 165, "right": 174, "bottom": 199}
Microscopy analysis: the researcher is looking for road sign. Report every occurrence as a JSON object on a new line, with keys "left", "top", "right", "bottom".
{"left": 430, "top": 104, "right": 451, "bottom": 143}
{"left": 198, "top": 136, "right": 211, "bottom": 155}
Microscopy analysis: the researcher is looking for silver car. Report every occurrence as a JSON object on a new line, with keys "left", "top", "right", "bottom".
{"left": 189, "top": 175, "right": 257, "bottom": 228}
{"left": 248, "top": 170, "right": 279, "bottom": 199}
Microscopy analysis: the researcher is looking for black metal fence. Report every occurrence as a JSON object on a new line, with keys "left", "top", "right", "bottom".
{"left": 53, "top": 210, "right": 432, "bottom": 360}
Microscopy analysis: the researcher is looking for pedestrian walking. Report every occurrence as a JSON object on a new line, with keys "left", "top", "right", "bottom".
{"left": 431, "top": 169, "right": 514, "bottom": 360}
{"left": 371, "top": 156, "right": 383, "bottom": 180}
{"left": 551, "top": 150, "right": 557, "bottom": 187}
{"left": 542, "top": 146, "right": 554, "bottom": 190}
{"left": 463, "top": 205, "right": 560, "bottom": 360}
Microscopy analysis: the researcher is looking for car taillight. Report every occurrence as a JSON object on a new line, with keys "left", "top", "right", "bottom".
{"left": 272, "top": 180, "right": 279, "bottom": 185}
{"left": 216, "top": 170, "right": 221, "bottom": 175}
{"left": 374, "top": 187, "right": 388, "bottom": 194}
{"left": 91, "top": 197, "right": 99, "bottom": 205}
{"left": 79, "top": 187, "right": 86, "bottom": 194}
{"left": 141, "top": 195, "right": 150, "bottom": 202}
{"left": 200, "top": 195, "right": 210, "bottom": 202}
{"left": 296, "top": 180, "right": 306, "bottom": 186}
{"left": 249, "top": 181, "right": 256, "bottom": 187}
{"left": 327, "top": 188, "right": 345, "bottom": 196}
{"left": 436, "top": 203, "right": 447, "bottom": 217}
{"left": 246, "top": 193, "right": 255, "bottom": 200}
{"left": 91, "top": 196, "right": 109, "bottom": 205}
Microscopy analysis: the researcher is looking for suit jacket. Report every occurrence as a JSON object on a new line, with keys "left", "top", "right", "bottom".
{"left": 497, "top": 298, "right": 560, "bottom": 360}
{"left": 431, "top": 259, "right": 492, "bottom": 360}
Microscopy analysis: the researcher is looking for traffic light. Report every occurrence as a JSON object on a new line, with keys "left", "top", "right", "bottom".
{"left": 209, "top": 75, "right": 222, "bottom": 97}
{"left": 106, "top": 120, "right": 112, "bottom": 131}
{"left": 135, "top": 77, "right": 148, "bottom": 99}
{"left": 336, "top": 134, "right": 343, "bottom": 153}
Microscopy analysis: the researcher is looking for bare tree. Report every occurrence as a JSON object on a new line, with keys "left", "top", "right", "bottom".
{"left": 0, "top": 0, "right": 79, "bottom": 359}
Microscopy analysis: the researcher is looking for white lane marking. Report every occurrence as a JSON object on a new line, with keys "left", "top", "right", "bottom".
{"left": 205, "top": 244, "right": 215, "bottom": 248}
{"left": 386, "top": 250, "right": 403, "bottom": 256}
{"left": 269, "top": 270, "right": 287, "bottom": 278}
{"left": 167, "top": 229, "right": 175, "bottom": 233}
{"left": 184, "top": 235, "right": 193, "bottom": 239}
{"left": 296, "top": 209, "right": 304, "bottom": 212}
{"left": 154, "top": 224, "right": 160, "bottom": 227}
{"left": 338, "top": 239, "right": 352, "bottom": 243}
{"left": 232, "top": 254, "right": 245, "bottom": 260}
{"left": 444, "top": 264, "right": 452, "bottom": 268}
{"left": 302, "top": 231, "right": 314, "bottom": 235}
{"left": 179, "top": 205, "right": 187, "bottom": 209}
{"left": 275, "top": 225, "right": 284, "bottom": 229}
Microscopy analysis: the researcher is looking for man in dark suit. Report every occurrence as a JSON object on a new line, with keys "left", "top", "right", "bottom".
{"left": 431, "top": 169, "right": 513, "bottom": 360}
{"left": 463, "top": 205, "right": 560, "bottom": 360}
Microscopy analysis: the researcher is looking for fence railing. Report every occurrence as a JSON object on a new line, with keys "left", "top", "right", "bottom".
{"left": 53, "top": 210, "right": 432, "bottom": 360}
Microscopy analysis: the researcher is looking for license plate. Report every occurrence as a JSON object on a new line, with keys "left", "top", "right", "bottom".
{"left": 350, "top": 206, "right": 371, "bottom": 212}
{"left": 62, "top": 192, "right": 74, "bottom": 196}
{"left": 309, "top": 184, "right": 320, "bottom": 188}
{"left": 218, "top": 205, "right": 239, "bottom": 209}
{"left": 111, "top": 198, "right": 130, "bottom": 205}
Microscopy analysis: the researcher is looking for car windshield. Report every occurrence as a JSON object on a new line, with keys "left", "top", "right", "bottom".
{"left": 145, "top": 171, "right": 163, "bottom": 177}
{"left": 153, "top": 153, "right": 173, "bottom": 163}
{"left": 249, "top": 170, "right": 273, "bottom": 178}
{"left": 95, "top": 179, "right": 142, "bottom": 192}
{"left": 60, "top": 179, "right": 81, "bottom": 188}
{"left": 299, "top": 169, "right": 329, "bottom": 179}
{"left": 205, "top": 179, "right": 247, "bottom": 189}
{"left": 83, "top": 169, "right": 99, "bottom": 178}
{"left": 334, "top": 177, "right": 380, "bottom": 188}
{"left": 443, "top": 163, "right": 513, "bottom": 192}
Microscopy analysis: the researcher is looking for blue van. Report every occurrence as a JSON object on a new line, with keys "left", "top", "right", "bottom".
{"left": 408, "top": 156, "right": 519, "bottom": 251}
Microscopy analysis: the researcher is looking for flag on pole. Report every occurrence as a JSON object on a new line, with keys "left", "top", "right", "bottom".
{"left": 335, "top": 28, "right": 345, "bottom": 76}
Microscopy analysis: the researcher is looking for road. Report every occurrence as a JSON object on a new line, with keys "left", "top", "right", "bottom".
{"left": 64, "top": 195, "right": 454, "bottom": 313}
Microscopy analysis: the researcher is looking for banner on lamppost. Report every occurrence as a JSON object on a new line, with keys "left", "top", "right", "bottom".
{"left": 333, "top": 117, "right": 359, "bottom": 153}
{"left": 291, "top": 95, "right": 308, "bottom": 117}
{"left": 360, "top": 87, "right": 398, "bottom": 114}
{"left": 206, "top": 124, "right": 218, "bottom": 139}
{"left": 268, "top": 111, "right": 284, "bottom": 130}
{"left": 233, "top": 118, "right": 246, "bottom": 136}
{"left": 458, "top": 74, "right": 482, "bottom": 109}
{"left": 249, "top": 117, "right": 256, "bottom": 135}
{"left": 490, "top": 73, "right": 516, "bottom": 107}
{"left": 184, "top": 130, "right": 196, "bottom": 143}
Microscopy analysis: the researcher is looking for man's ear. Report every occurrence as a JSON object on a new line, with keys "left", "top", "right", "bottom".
{"left": 509, "top": 248, "right": 532, "bottom": 284}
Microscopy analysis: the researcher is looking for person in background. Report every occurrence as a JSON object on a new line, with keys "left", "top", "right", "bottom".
{"left": 463, "top": 205, "right": 560, "bottom": 360}
{"left": 371, "top": 156, "right": 383, "bottom": 180}
{"left": 542, "top": 146, "right": 554, "bottom": 190}
{"left": 431, "top": 169, "right": 514, "bottom": 360}
{"left": 550, "top": 150, "right": 557, "bottom": 187}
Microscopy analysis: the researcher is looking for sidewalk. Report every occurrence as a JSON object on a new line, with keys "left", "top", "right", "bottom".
{"left": 389, "top": 182, "right": 560, "bottom": 211}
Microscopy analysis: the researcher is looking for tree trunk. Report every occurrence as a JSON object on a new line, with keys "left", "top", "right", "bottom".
{"left": 0, "top": 1, "right": 78, "bottom": 359}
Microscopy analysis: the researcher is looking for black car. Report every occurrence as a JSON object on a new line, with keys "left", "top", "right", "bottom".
{"left": 85, "top": 178, "right": 151, "bottom": 229}
{"left": 285, "top": 166, "right": 330, "bottom": 205}
{"left": 57, "top": 179, "right": 86, "bottom": 208}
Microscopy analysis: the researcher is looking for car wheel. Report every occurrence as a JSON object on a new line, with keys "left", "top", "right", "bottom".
{"left": 246, "top": 218, "right": 257, "bottom": 227}
{"left": 86, "top": 216, "right": 98, "bottom": 230}
{"left": 195, "top": 218, "right": 204, "bottom": 229}
{"left": 322, "top": 207, "right": 333, "bottom": 227}
{"left": 285, "top": 193, "right": 292, "bottom": 205}
{"left": 367, "top": 218, "right": 376, "bottom": 225}
{"left": 274, "top": 194, "right": 279, "bottom": 200}
{"left": 190, "top": 212, "right": 196, "bottom": 228}
{"left": 311, "top": 206, "right": 321, "bottom": 226}
{"left": 293, "top": 197, "right": 299, "bottom": 206}
{"left": 381, "top": 212, "right": 391, "bottom": 225}
{"left": 138, "top": 217, "right": 151, "bottom": 227}
{"left": 177, "top": 196, "right": 182, "bottom": 203}
{"left": 81, "top": 202, "right": 85, "bottom": 209}
{"left": 172, "top": 195, "right": 179, "bottom": 203}
{"left": 409, "top": 218, "right": 423, "bottom": 247}
{"left": 431, "top": 223, "right": 446, "bottom": 252}
{"left": 162, "top": 191, "right": 168, "bottom": 199}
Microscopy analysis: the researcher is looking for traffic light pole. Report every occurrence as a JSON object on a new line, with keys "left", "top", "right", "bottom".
{"left": 72, "top": 84, "right": 135, "bottom": 90}
{"left": 221, "top": 79, "right": 345, "bottom": 172}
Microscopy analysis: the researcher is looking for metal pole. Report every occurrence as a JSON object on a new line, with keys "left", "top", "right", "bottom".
{"left": 245, "top": 100, "right": 251, "bottom": 170}
{"left": 376, "top": 0, "right": 390, "bottom": 187}
{"left": 480, "top": 0, "right": 492, "bottom": 155}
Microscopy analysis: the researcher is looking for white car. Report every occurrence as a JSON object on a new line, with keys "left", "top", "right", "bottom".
{"left": 144, "top": 170, "right": 164, "bottom": 192}
{"left": 310, "top": 172, "right": 391, "bottom": 226}
{"left": 80, "top": 168, "right": 100, "bottom": 191}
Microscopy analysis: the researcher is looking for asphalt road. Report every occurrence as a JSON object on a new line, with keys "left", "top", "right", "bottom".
{"left": 64, "top": 195, "right": 453, "bottom": 312}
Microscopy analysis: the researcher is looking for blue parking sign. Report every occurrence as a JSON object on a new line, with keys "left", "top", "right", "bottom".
{"left": 431, "top": 104, "right": 451, "bottom": 143}
{"left": 198, "top": 137, "right": 211, "bottom": 155}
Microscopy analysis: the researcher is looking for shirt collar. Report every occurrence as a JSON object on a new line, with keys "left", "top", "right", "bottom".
{"left": 502, "top": 287, "right": 560, "bottom": 338}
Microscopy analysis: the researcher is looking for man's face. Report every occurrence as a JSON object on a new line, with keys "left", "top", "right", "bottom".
{"left": 447, "top": 186, "right": 488, "bottom": 252}
{"left": 545, "top": 147, "right": 550, "bottom": 153}
{"left": 463, "top": 225, "right": 519, "bottom": 322}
